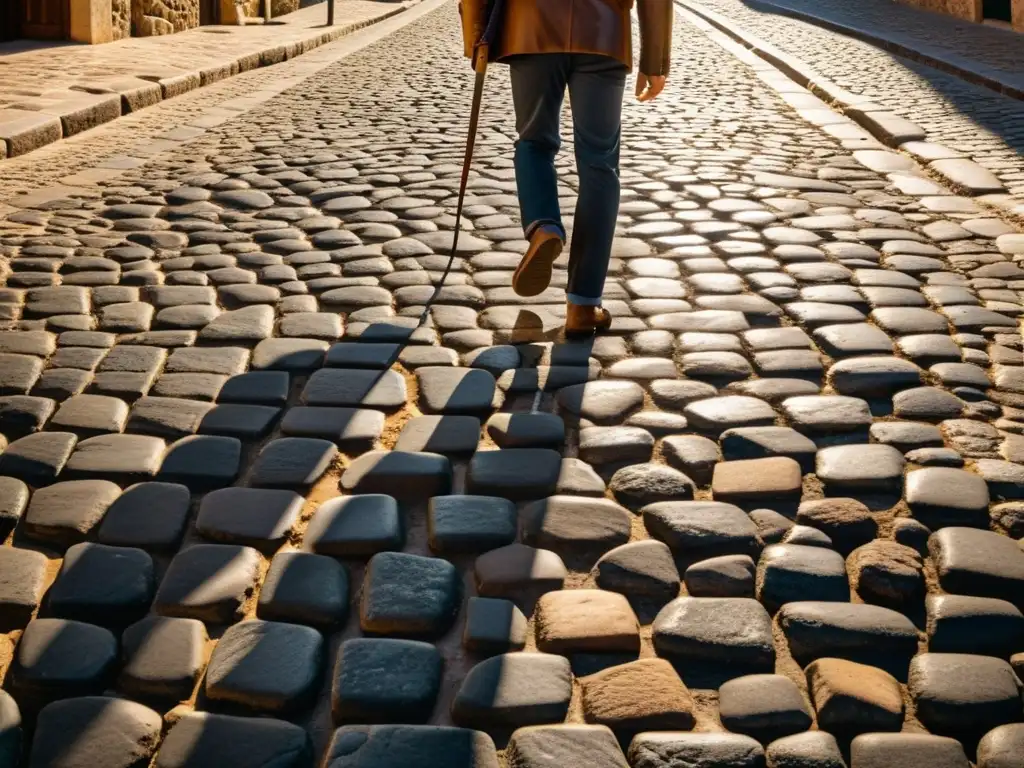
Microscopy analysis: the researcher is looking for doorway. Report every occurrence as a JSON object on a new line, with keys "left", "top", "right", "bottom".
{"left": 983, "top": 0, "right": 1013, "bottom": 22}
{"left": 17, "top": 0, "right": 70, "bottom": 40}
{"left": 200, "top": 0, "right": 219, "bottom": 25}
{"left": 1, "top": 1, "right": 20, "bottom": 41}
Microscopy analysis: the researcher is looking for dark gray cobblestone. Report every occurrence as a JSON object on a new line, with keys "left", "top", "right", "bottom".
{"left": 0, "top": 0, "right": 1022, "bottom": 766}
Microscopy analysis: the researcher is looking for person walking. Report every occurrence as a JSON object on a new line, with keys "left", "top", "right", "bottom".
{"left": 460, "top": 0, "right": 673, "bottom": 335}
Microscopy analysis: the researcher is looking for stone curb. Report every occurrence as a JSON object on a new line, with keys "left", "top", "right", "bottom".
{"left": 714, "top": 0, "right": 1024, "bottom": 103}
{"left": 676, "top": 0, "right": 1019, "bottom": 217}
{"left": 0, "top": 1, "right": 420, "bottom": 162}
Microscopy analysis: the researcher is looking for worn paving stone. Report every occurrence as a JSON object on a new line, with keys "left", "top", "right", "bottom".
{"left": 661, "top": 435, "right": 722, "bottom": 485}
{"left": 466, "top": 448, "right": 561, "bottom": 501}
{"left": 628, "top": 733, "right": 765, "bottom": 768}
{"left": 850, "top": 734, "right": 969, "bottom": 768}
{"left": 643, "top": 500, "right": 760, "bottom": 558}
{"left": 712, "top": 457, "right": 802, "bottom": 502}
{"left": 305, "top": 494, "right": 402, "bottom": 557}
{"left": 360, "top": 552, "right": 460, "bottom": 638}
{"left": 280, "top": 406, "right": 385, "bottom": 451}
{"left": 11, "top": 618, "right": 118, "bottom": 705}
{"left": 683, "top": 395, "right": 776, "bottom": 433}
{"left": 816, "top": 444, "right": 905, "bottom": 491}
{"left": 341, "top": 450, "right": 452, "bottom": 499}
{"left": 463, "top": 597, "right": 528, "bottom": 655}
{"left": 428, "top": 495, "right": 517, "bottom": 555}
{"left": 452, "top": 652, "right": 573, "bottom": 728}
{"left": 0, "top": 547, "right": 48, "bottom": 630}
{"left": 765, "top": 732, "right": 846, "bottom": 768}
{"left": 579, "top": 426, "right": 655, "bottom": 466}
{"left": 154, "top": 711, "right": 311, "bottom": 768}
{"left": 684, "top": 554, "right": 756, "bottom": 599}
{"left": 257, "top": 551, "right": 348, "bottom": 629}
{"left": 321, "top": 725, "right": 497, "bottom": 768}
{"left": 158, "top": 435, "right": 241, "bottom": 490}
{"left": 417, "top": 367, "right": 497, "bottom": 416}
{"left": 505, "top": 725, "right": 629, "bottom": 768}
{"left": 0, "top": 479, "right": 28, "bottom": 536}
{"left": 580, "top": 659, "right": 695, "bottom": 734}
{"left": 29, "top": 696, "right": 162, "bottom": 768}
{"left": 474, "top": 543, "right": 567, "bottom": 605}
{"left": 205, "top": 618, "right": 323, "bottom": 715}
{"left": 829, "top": 356, "right": 923, "bottom": 397}
{"left": 806, "top": 657, "right": 904, "bottom": 736}
{"left": 719, "top": 426, "right": 817, "bottom": 472}
{"left": 63, "top": 433, "right": 165, "bottom": 482}
{"left": 848, "top": 540, "right": 924, "bottom": 607}
{"left": 302, "top": 368, "right": 407, "bottom": 410}
{"left": 652, "top": 597, "right": 774, "bottom": 671}
{"left": 535, "top": 590, "right": 639, "bottom": 655}
{"left": 782, "top": 395, "right": 872, "bottom": 434}
{"left": 50, "top": 393, "right": 129, "bottom": 435}
{"left": 718, "top": 673, "right": 812, "bottom": 743}
{"left": 757, "top": 543, "right": 850, "bottom": 612}
{"left": 331, "top": 638, "right": 442, "bottom": 724}
{"left": 778, "top": 601, "right": 919, "bottom": 671}
{"left": 48, "top": 542, "right": 154, "bottom": 627}
{"left": 609, "top": 463, "right": 697, "bottom": 509}
{"left": 977, "top": 724, "right": 1024, "bottom": 768}
{"left": 909, "top": 653, "right": 1022, "bottom": 738}
{"left": 592, "top": 541, "right": 680, "bottom": 602}
{"left": 218, "top": 370, "right": 290, "bottom": 406}
{"left": 196, "top": 487, "right": 302, "bottom": 553}
{"left": 796, "top": 498, "right": 878, "bottom": 555}
{"left": 905, "top": 467, "right": 989, "bottom": 529}
{"left": 0, "top": 431, "right": 76, "bottom": 486}
{"left": 394, "top": 414, "right": 481, "bottom": 455}
{"left": 96, "top": 481, "right": 190, "bottom": 552}
{"left": 555, "top": 381, "right": 644, "bottom": 425}
{"left": 926, "top": 595, "right": 1024, "bottom": 659}
{"left": 119, "top": 615, "right": 208, "bottom": 701}
{"left": 153, "top": 543, "right": 261, "bottom": 623}
{"left": 485, "top": 412, "right": 565, "bottom": 449}
{"left": 248, "top": 437, "right": 337, "bottom": 489}
{"left": 21, "top": 479, "right": 121, "bottom": 547}
{"left": 930, "top": 527, "right": 1024, "bottom": 608}
{"left": 0, "top": 396, "right": 56, "bottom": 437}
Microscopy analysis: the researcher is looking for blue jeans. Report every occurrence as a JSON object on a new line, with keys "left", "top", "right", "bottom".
{"left": 509, "top": 54, "right": 627, "bottom": 306}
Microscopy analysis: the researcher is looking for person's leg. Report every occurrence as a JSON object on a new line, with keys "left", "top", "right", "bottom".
{"left": 565, "top": 54, "right": 627, "bottom": 307}
{"left": 508, "top": 55, "right": 569, "bottom": 241}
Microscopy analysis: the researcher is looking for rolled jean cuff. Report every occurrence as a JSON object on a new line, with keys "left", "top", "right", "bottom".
{"left": 567, "top": 292, "right": 602, "bottom": 306}
{"left": 524, "top": 219, "right": 565, "bottom": 240}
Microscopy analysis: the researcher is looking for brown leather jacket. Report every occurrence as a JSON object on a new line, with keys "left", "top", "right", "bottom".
{"left": 460, "top": 0, "right": 674, "bottom": 76}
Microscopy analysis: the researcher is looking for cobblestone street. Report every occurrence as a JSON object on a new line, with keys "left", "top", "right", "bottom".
{"left": 1, "top": 0, "right": 1024, "bottom": 765}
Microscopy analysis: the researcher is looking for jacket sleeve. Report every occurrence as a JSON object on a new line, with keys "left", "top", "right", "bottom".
{"left": 637, "top": 0, "right": 674, "bottom": 76}
{"left": 459, "top": 0, "right": 489, "bottom": 60}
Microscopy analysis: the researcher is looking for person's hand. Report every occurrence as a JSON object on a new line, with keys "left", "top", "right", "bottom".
{"left": 636, "top": 73, "right": 667, "bottom": 102}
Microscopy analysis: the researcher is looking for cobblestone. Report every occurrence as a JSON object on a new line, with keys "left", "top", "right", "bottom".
{"left": 0, "top": 0, "right": 1021, "bottom": 764}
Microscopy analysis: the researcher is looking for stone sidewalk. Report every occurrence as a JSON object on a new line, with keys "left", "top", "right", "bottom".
{"left": 1, "top": 0, "right": 1024, "bottom": 765}
{"left": 729, "top": 0, "right": 1024, "bottom": 99}
{"left": 685, "top": 0, "right": 1024, "bottom": 221}
{"left": 0, "top": 0, "right": 418, "bottom": 161}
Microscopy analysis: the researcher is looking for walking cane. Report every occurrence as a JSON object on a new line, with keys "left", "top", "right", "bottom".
{"left": 417, "top": 0, "right": 504, "bottom": 323}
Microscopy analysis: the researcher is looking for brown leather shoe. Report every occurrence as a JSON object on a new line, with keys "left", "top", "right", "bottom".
{"left": 512, "top": 228, "right": 563, "bottom": 297}
{"left": 565, "top": 303, "right": 612, "bottom": 336}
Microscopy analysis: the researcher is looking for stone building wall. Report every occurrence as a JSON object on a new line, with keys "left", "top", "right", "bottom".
{"left": 898, "top": 0, "right": 980, "bottom": 22}
{"left": 112, "top": 0, "right": 132, "bottom": 39}
{"left": 899, "top": 0, "right": 1024, "bottom": 30}
{"left": 131, "top": 0, "right": 200, "bottom": 35}
{"left": 273, "top": 0, "right": 300, "bottom": 15}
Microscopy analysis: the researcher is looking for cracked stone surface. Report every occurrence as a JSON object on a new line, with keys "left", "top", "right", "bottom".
{"left": 0, "top": 0, "right": 1022, "bottom": 764}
